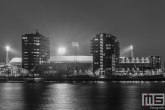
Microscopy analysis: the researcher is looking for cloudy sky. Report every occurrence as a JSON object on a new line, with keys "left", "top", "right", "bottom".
{"left": 0, "top": 0, "right": 165, "bottom": 62}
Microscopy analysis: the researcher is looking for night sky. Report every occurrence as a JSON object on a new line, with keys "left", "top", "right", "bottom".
{"left": 0, "top": 0, "right": 165, "bottom": 62}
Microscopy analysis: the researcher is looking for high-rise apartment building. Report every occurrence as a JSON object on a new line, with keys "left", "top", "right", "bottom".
{"left": 22, "top": 31, "right": 50, "bottom": 70}
{"left": 91, "top": 33, "right": 120, "bottom": 76}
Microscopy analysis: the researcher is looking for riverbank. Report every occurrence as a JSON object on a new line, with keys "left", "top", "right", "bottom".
{"left": 0, "top": 76, "right": 165, "bottom": 83}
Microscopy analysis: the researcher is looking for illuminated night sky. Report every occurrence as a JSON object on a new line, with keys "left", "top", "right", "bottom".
{"left": 0, "top": 0, "right": 165, "bottom": 62}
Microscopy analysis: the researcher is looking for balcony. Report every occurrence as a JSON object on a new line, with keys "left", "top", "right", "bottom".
{"left": 100, "top": 47, "right": 103, "bottom": 49}
{"left": 100, "top": 52, "right": 103, "bottom": 54}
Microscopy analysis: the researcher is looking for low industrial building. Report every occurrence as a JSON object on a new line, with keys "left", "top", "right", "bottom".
{"left": 116, "top": 56, "right": 162, "bottom": 76}
{"left": 9, "top": 55, "right": 163, "bottom": 77}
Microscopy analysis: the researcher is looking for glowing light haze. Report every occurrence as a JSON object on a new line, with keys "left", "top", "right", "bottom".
{"left": 120, "top": 45, "right": 134, "bottom": 57}
{"left": 0, "top": 0, "right": 165, "bottom": 61}
{"left": 58, "top": 47, "right": 66, "bottom": 55}
{"left": 6, "top": 46, "right": 9, "bottom": 51}
{"left": 131, "top": 45, "right": 133, "bottom": 50}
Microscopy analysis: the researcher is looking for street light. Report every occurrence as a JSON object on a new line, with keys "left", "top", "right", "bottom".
{"left": 131, "top": 45, "right": 133, "bottom": 50}
{"left": 72, "top": 42, "right": 79, "bottom": 63}
{"left": 5, "top": 46, "right": 10, "bottom": 78}
{"left": 58, "top": 47, "right": 66, "bottom": 55}
{"left": 130, "top": 45, "right": 134, "bottom": 57}
{"left": 6, "top": 46, "right": 10, "bottom": 51}
{"left": 6, "top": 46, "right": 10, "bottom": 65}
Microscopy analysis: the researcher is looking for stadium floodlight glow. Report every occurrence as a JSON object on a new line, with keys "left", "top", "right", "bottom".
{"left": 131, "top": 45, "right": 133, "bottom": 50}
{"left": 6, "top": 46, "right": 10, "bottom": 65}
{"left": 6, "top": 46, "right": 10, "bottom": 51}
{"left": 58, "top": 47, "right": 66, "bottom": 54}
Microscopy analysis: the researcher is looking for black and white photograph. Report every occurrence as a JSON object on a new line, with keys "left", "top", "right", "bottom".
{"left": 0, "top": 0, "right": 165, "bottom": 110}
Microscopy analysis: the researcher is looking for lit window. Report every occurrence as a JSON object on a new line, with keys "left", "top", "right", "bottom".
{"left": 34, "top": 40, "right": 40, "bottom": 42}
{"left": 24, "top": 40, "right": 28, "bottom": 42}
{"left": 34, "top": 37, "right": 39, "bottom": 39}
{"left": 23, "top": 37, "right": 27, "bottom": 39}
{"left": 94, "top": 62, "right": 99, "bottom": 64}
{"left": 35, "top": 52, "right": 40, "bottom": 54}
{"left": 95, "top": 39, "right": 98, "bottom": 41}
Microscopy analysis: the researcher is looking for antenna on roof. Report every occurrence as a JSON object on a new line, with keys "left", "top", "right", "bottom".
{"left": 36, "top": 29, "right": 39, "bottom": 34}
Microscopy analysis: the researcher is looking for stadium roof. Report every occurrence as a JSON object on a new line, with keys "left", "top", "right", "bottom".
{"left": 10, "top": 56, "right": 152, "bottom": 63}
{"left": 9, "top": 57, "right": 22, "bottom": 63}
{"left": 50, "top": 56, "right": 93, "bottom": 62}
{"left": 9, "top": 56, "right": 93, "bottom": 63}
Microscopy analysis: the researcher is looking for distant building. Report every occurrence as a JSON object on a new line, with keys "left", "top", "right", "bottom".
{"left": 10, "top": 56, "right": 93, "bottom": 76}
{"left": 91, "top": 33, "right": 120, "bottom": 76}
{"left": 22, "top": 31, "right": 50, "bottom": 70}
{"left": 116, "top": 56, "right": 162, "bottom": 76}
{"left": 9, "top": 55, "right": 162, "bottom": 76}
{"left": 36, "top": 56, "right": 92, "bottom": 76}
{"left": 9, "top": 57, "right": 22, "bottom": 66}
{"left": 0, "top": 62, "right": 7, "bottom": 76}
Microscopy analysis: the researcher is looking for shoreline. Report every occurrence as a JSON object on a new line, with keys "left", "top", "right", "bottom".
{"left": 1, "top": 77, "right": 165, "bottom": 83}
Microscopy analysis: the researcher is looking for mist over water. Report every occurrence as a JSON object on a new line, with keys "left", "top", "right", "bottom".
{"left": 0, "top": 81, "right": 164, "bottom": 110}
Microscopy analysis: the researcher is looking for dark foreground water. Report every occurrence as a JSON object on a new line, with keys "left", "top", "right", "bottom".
{"left": 0, "top": 81, "right": 165, "bottom": 110}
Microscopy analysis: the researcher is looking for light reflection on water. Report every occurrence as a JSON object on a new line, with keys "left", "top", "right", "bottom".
{"left": 0, "top": 82, "right": 164, "bottom": 110}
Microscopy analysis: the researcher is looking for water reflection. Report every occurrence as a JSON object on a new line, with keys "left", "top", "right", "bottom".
{"left": 0, "top": 83, "right": 25, "bottom": 110}
{"left": 0, "top": 82, "right": 164, "bottom": 110}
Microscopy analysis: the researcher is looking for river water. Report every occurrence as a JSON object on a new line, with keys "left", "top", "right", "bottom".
{"left": 0, "top": 81, "right": 165, "bottom": 110}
